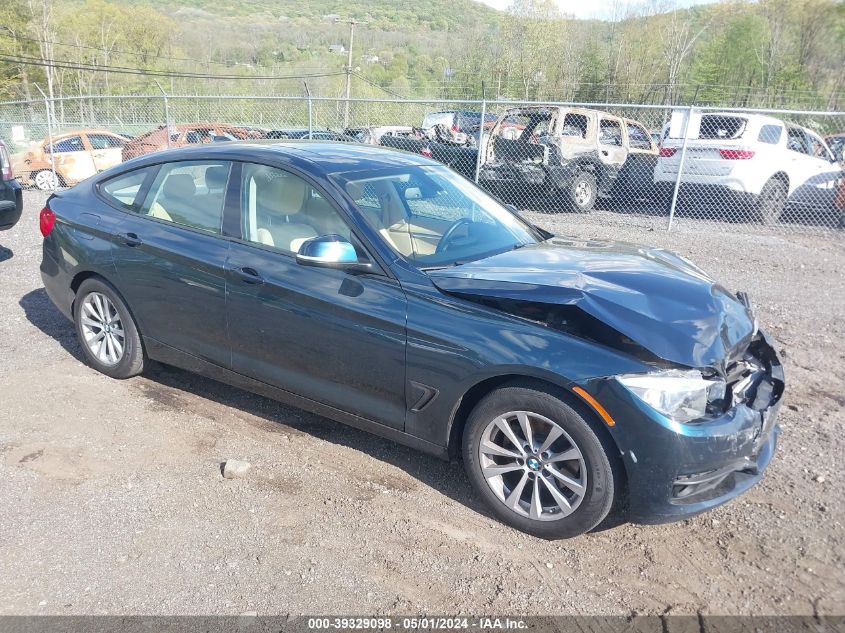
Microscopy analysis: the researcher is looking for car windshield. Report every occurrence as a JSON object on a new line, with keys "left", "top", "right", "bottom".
{"left": 333, "top": 165, "right": 543, "bottom": 269}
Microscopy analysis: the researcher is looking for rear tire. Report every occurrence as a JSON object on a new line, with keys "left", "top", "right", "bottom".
{"left": 756, "top": 178, "right": 787, "bottom": 225}
{"left": 73, "top": 278, "right": 144, "bottom": 379}
{"left": 566, "top": 171, "right": 597, "bottom": 213}
{"left": 462, "top": 384, "right": 618, "bottom": 539}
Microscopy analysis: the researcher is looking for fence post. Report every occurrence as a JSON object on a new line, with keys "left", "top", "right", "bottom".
{"left": 34, "top": 84, "right": 57, "bottom": 190}
{"left": 474, "top": 82, "right": 487, "bottom": 184}
{"left": 155, "top": 81, "right": 171, "bottom": 149}
{"left": 667, "top": 104, "right": 694, "bottom": 231}
{"left": 304, "top": 82, "right": 313, "bottom": 140}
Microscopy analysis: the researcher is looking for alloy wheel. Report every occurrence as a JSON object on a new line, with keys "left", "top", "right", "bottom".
{"left": 80, "top": 292, "right": 125, "bottom": 366}
{"left": 34, "top": 170, "right": 59, "bottom": 191}
{"left": 478, "top": 410, "right": 587, "bottom": 521}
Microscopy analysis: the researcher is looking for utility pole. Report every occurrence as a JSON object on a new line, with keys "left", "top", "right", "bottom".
{"left": 335, "top": 18, "right": 366, "bottom": 129}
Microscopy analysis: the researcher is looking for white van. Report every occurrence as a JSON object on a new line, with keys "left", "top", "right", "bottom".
{"left": 654, "top": 113, "right": 842, "bottom": 223}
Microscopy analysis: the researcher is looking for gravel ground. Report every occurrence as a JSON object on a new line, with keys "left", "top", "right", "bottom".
{"left": 0, "top": 192, "right": 843, "bottom": 616}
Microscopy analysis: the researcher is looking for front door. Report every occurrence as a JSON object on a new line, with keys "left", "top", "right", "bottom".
{"left": 100, "top": 159, "right": 233, "bottom": 366}
{"left": 86, "top": 133, "right": 126, "bottom": 173}
{"left": 225, "top": 162, "right": 408, "bottom": 429}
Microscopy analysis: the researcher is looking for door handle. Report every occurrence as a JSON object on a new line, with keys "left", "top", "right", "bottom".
{"left": 122, "top": 232, "right": 143, "bottom": 247}
{"left": 233, "top": 266, "right": 264, "bottom": 285}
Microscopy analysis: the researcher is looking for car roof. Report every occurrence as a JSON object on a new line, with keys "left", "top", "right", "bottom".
{"left": 118, "top": 141, "right": 441, "bottom": 175}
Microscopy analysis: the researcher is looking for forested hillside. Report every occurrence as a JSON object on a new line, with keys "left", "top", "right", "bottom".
{"left": 1, "top": 0, "right": 843, "bottom": 109}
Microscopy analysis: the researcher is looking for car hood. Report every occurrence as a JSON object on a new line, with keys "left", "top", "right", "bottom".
{"left": 428, "top": 237, "right": 755, "bottom": 368}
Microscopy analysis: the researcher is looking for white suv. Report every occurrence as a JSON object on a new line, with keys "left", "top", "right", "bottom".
{"left": 654, "top": 113, "right": 842, "bottom": 224}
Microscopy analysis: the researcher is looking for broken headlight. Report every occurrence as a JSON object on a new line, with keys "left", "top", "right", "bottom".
{"left": 616, "top": 370, "right": 727, "bottom": 423}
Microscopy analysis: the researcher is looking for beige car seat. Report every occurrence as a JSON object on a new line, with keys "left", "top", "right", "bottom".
{"left": 255, "top": 174, "right": 317, "bottom": 252}
{"left": 148, "top": 173, "right": 198, "bottom": 223}
{"left": 345, "top": 181, "right": 436, "bottom": 257}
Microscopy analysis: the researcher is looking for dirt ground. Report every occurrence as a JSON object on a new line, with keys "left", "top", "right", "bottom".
{"left": 0, "top": 192, "right": 843, "bottom": 616}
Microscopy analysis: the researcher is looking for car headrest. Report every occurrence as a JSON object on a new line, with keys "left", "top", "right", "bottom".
{"left": 259, "top": 172, "right": 307, "bottom": 217}
{"left": 205, "top": 165, "right": 229, "bottom": 190}
{"left": 163, "top": 173, "right": 196, "bottom": 199}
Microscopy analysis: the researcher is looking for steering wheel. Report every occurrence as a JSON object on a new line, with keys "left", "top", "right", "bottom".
{"left": 436, "top": 218, "right": 473, "bottom": 254}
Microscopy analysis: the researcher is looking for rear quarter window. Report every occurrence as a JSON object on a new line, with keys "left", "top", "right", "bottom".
{"left": 699, "top": 116, "right": 747, "bottom": 140}
{"left": 758, "top": 125, "right": 783, "bottom": 145}
{"left": 99, "top": 168, "right": 154, "bottom": 210}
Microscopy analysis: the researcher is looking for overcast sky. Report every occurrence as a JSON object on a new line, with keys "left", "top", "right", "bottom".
{"left": 476, "top": 0, "right": 727, "bottom": 20}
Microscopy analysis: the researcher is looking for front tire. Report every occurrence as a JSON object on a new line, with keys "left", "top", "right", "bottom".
{"left": 33, "top": 169, "right": 60, "bottom": 191}
{"left": 73, "top": 278, "right": 144, "bottom": 379}
{"left": 566, "top": 171, "right": 597, "bottom": 213}
{"left": 462, "top": 384, "right": 618, "bottom": 539}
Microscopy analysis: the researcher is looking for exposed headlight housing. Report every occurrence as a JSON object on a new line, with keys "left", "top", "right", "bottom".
{"left": 616, "top": 370, "right": 726, "bottom": 423}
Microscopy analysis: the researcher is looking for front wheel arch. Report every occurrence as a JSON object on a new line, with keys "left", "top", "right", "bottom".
{"left": 447, "top": 375, "right": 625, "bottom": 473}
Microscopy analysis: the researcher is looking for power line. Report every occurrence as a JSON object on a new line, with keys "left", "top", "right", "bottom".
{"left": 352, "top": 71, "right": 407, "bottom": 99}
{"left": 0, "top": 54, "right": 347, "bottom": 81}
{"left": 0, "top": 32, "right": 345, "bottom": 72}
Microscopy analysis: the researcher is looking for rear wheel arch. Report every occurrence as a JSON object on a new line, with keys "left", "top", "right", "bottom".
{"left": 70, "top": 271, "right": 142, "bottom": 338}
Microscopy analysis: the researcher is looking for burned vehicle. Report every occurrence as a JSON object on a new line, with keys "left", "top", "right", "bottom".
{"left": 12, "top": 129, "right": 129, "bottom": 190}
{"left": 479, "top": 106, "right": 657, "bottom": 212}
{"left": 40, "top": 142, "right": 783, "bottom": 538}
{"left": 122, "top": 123, "right": 261, "bottom": 160}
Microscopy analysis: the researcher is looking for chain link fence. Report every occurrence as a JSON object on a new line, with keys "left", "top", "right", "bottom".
{"left": 1, "top": 93, "right": 843, "bottom": 233}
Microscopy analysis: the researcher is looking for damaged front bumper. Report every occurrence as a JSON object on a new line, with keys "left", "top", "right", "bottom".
{"left": 581, "top": 330, "right": 784, "bottom": 524}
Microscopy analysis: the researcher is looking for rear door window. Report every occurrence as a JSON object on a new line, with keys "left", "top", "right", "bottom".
{"left": 787, "top": 127, "right": 811, "bottom": 155}
{"left": 138, "top": 161, "right": 232, "bottom": 233}
{"left": 599, "top": 119, "right": 623, "bottom": 146}
{"left": 626, "top": 122, "right": 653, "bottom": 150}
{"left": 699, "top": 116, "right": 747, "bottom": 140}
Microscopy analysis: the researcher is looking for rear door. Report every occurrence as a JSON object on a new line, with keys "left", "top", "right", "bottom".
{"left": 598, "top": 117, "right": 628, "bottom": 168}
{"left": 101, "top": 159, "right": 233, "bottom": 366}
{"left": 87, "top": 133, "right": 125, "bottom": 173}
{"left": 50, "top": 135, "right": 96, "bottom": 183}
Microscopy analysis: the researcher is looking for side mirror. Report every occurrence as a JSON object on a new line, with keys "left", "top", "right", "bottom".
{"left": 296, "top": 235, "right": 371, "bottom": 272}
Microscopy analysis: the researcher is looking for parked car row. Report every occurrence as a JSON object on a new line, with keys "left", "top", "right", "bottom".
{"left": 9, "top": 108, "right": 843, "bottom": 225}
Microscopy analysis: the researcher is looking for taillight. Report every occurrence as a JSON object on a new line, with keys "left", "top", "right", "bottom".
{"left": 39, "top": 207, "right": 56, "bottom": 237}
{"left": 451, "top": 124, "right": 459, "bottom": 133}
{"left": 421, "top": 147, "right": 433, "bottom": 158}
{"left": 658, "top": 147, "right": 677, "bottom": 157}
{"left": 719, "top": 149, "right": 755, "bottom": 160}
{"left": 0, "top": 146, "right": 12, "bottom": 180}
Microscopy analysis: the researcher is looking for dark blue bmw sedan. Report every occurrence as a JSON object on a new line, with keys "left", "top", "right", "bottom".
{"left": 39, "top": 142, "right": 784, "bottom": 538}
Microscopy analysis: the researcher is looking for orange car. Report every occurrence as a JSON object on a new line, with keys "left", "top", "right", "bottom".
{"left": 12, "top": 129, "right": 129, "bottom": 190}
{"left": 122, "top": 122, "right": 262, "bottom": 160}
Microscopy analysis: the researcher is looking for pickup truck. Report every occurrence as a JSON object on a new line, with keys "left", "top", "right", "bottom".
{"left": 478, "top": 106, "right": 657, "bottom": 212}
